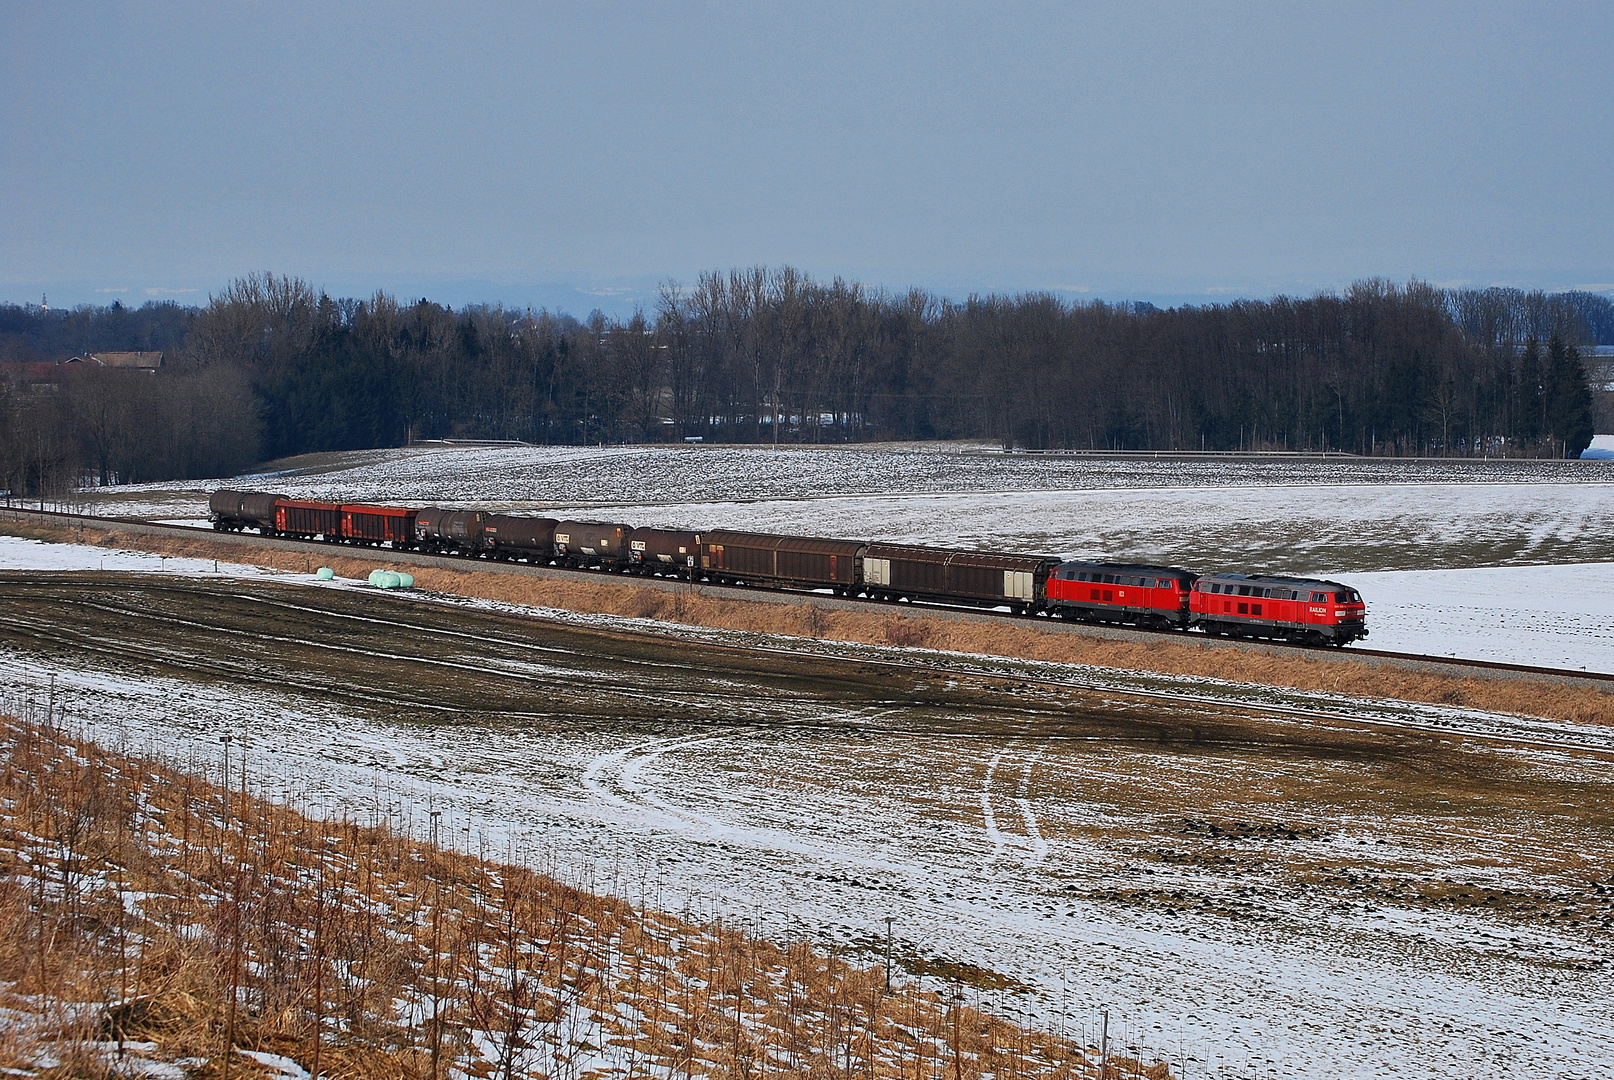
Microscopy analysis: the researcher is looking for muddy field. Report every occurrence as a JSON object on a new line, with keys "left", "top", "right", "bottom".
{"left": 2, "top": 571, "right": 1611, "bottom": 1077}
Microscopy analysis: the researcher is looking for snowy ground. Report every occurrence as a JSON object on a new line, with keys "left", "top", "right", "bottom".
{"left": 1346, "top": 563, "right": 1614, "bottom": 671}
{"left": 9, "top": 444, "right": 1614, "bottom": 1077}
{"left": 64, "top": 442, "right": 1614, "bottom": 572}
{"left": 0, "top": 548, "right": 1610, "bottom": 1080}
{"left": 18, "top": 484, "right": 1614, "bottom": 668}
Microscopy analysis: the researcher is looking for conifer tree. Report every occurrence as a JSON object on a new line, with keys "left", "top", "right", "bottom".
{"left": 1545, "top": 335, "right": 1595, "bottom": 456}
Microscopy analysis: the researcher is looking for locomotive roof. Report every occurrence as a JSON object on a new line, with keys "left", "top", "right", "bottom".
{"left": 1056, "top": 560, "right": 1195, "bottom": 576}
{"left": 1200, "top": 572, "right": 1352, "bottom": 590}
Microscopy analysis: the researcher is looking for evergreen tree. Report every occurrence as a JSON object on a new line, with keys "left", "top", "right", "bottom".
{"left": 1516, "top": 337, "right": 1544, "bottom": 444}
{"left": 1545, "top": 335, "right": 1595, "bottom": 456}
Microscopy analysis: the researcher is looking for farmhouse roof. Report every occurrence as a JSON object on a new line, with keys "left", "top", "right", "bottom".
{"left": 67, "top": 351, "right": 164, "bottom": 369}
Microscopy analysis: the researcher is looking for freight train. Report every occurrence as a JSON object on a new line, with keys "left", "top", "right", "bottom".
{"left": 208, "top": 489, "right": 1368, "bottom": 645}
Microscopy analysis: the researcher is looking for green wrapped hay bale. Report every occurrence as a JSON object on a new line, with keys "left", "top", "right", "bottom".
{"left": 377, "top": 570, "right": 403, "bottom": 589}
{"left": 315, "top": 567, "right": 335, "bottom": 581}
{"left": 396, "top": 572, "right": 415, "bottom": 589}
{"left": 367, "top": 569, "right": 385, "bottom": 586}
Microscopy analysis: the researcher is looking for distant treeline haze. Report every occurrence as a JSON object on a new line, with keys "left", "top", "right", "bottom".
{"left": 0, "top": 270, "right": 1605, "bottom": 492}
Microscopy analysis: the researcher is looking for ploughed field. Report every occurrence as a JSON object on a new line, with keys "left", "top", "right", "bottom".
{"left": 2, "top": 571, "right": 1611, "bottom": 1078}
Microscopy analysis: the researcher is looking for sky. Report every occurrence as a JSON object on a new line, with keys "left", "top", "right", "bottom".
{"left": 3, "top": 2, "right": 1612, "bottom": 316}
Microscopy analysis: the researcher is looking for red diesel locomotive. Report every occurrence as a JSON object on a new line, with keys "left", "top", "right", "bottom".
{"left": 1044, "top": 561, "right": 1196, "bottom": 628}
{"left": 1191, "top": 573, "right": 1367, "bottom": 644}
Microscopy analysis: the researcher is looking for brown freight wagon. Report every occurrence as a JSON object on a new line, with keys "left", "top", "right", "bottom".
{"left": 342, "top": 504, "right": 417, "bottom": 546}
{"left": 629, "top": 528, "right": 701, "bottom": 572}
{"left": 861, "top": 543, "right": 1057, "bottom": 610}
{"left": 483, "top": 514, "right": 558, "bottom": 559}
{"left": 554, "top": 521, "right": 632, "bottom": 567}
{"left": 701, "top": 530, "right": 866, "bottom": 590}
{"left": 209, "top": 489, "right": 286, "bottom": 532}
{"left": 276, "top": 499, "right": 344, "bottom": 539}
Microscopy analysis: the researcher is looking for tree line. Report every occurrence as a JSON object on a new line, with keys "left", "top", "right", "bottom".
{"left": 0, "top": 271, "right": 1605, "bottom": 494}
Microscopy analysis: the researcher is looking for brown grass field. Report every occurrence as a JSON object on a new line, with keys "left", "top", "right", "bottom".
{"left": 0, "top": 706, "right": 1171, "bottom": 1080}
{"left": 7, "top": 517, "right": 1608, "bottom": 727}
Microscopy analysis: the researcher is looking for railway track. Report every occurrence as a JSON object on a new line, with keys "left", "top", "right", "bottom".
{"left": 3, "top": 571, "right": 1609, "bottom": 763}
{"left": 3, "top": 505, "right": 1610, "bottom": 689}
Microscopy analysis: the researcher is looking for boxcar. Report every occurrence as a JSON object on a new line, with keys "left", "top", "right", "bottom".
{"left": 342, "top": 504, "right": 417, "bottom": 546}
{"left": 1191, "top": 573, "right": 1367, "bottom": 644}
{"left": 209, "top": 489, "right": 286, "bottom": 532}
{"left": 701, "top": 530, "right": 865, "bottom": 590}
{"left": 414, "top": 508, "right": 486, "bottom": 553}
{"left": 629, "top": 528, "right": 702, "bottom": 573}
{"left": 861, "top": 543, "right": 1057, "bottom": 611}
{"left": 276, "top": 499, "right": 344, "bottom": 539}
{"left": 482, "top": 514, "right": 558, "bottom": 559}
{"left": 553, "top": 521, "right": 633, "bottom": 568}
{"left": 1045, "top": 561, "right": 1197, "bottom": 628}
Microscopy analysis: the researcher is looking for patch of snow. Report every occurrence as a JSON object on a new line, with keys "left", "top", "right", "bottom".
{"left": 235, "top": 1049, "right": 311, "bottom": 1079}
{"left": 1343, "top": 562, "right": 1614, "bottom": 672}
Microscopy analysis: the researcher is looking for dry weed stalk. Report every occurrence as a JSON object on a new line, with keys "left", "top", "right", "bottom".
{"left": 0, "top": 706, "right": 1170, "bottom": 1079}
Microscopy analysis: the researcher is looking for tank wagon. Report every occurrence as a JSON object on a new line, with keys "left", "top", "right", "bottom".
{"left": 205, "top": 488, "right": 1369, "bottom": 646}
{"left": 414, "top": 508, "right": 485, "bottom": 554}
{"left": 209, "top": 489, "right": 286, "bottom": 533}
{"left": 482, "top": 514, "right": 559, "bottom": 560}
{"left": 629, "top": 528, "right": 702, "bottom": 575}
{"left": 553, "top": 521, "right": 633, "bottom": 569}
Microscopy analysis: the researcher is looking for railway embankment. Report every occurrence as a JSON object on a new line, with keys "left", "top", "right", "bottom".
{"left": 3, "top": 506, "right": 1610, "bottom": 725}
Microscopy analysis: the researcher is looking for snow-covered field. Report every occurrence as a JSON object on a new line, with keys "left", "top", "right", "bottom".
{"left": 1347, "top": 563, "right": 1614, "bottom": 671}
{"left": 47, "top": 440, "right": 1614, "bottom": 674}
{"left": 69, "top": 442, "right": 1614, "bottom": 575}
{"left": 1, "top": 543, "right": 1610, "bottom": 1079}
{"left": 9, "top": 444, "right": 1613, "bottom": 1078}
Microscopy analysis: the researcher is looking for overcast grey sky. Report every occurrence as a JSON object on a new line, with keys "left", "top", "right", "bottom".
{"left": 3, "top": 2, "right": 1611, "bottom": 312}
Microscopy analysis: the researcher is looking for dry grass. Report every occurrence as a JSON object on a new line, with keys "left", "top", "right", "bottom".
{"left": 10, "top": 516, "right": 1612, "bottom": 726}
{"left": 0, "top": 705, "right": 1177, "bottom": 1079}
